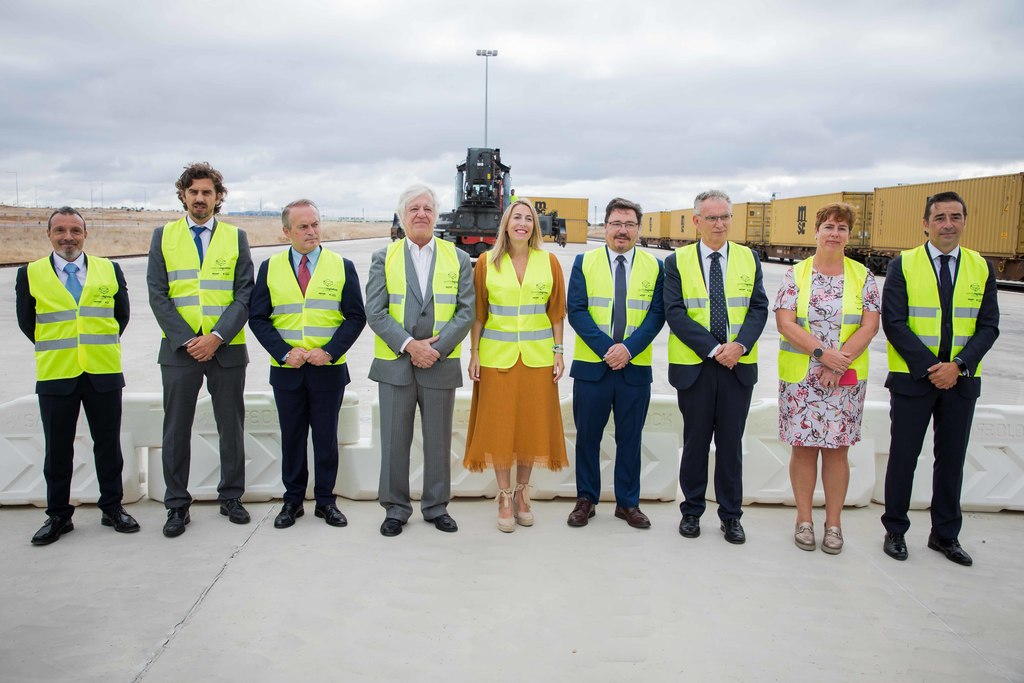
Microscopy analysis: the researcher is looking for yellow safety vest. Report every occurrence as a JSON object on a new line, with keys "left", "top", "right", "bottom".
{"left": 573, "top": 248, "right": 659, "bottom": 366}
{"left": 668, "top": 242, "right": 759, "bottom": 365}
{"left": 374, "top": 238, "right": 462, "bottom": 360}
{"left": 161, "top": 218, "right": 245, "bottom": 345}
{"left": 479, "top": 249, "right": 555, "bottom": 369}
{"left": 267, "top": 248, "right": 347, "bottom": 367}
{"left": 778, "top": 256, "right": 868, "bottom": 383}
{"left": 887, "top": 245, "right": 988, "bottom": 376}
{"left": 28, "top": 255, "right": 121, "bottom": 380}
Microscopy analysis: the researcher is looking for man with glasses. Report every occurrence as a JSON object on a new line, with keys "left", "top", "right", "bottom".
{"left": 566, "top": 198, "right": 665, "bottom": 528}
{"left": 664, "top": 190, "right": 768, "bottom": 544}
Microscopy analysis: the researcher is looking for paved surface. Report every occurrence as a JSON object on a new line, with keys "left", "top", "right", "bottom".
{"left": 2, "top": 237, "right": 1023, "bottom": 681}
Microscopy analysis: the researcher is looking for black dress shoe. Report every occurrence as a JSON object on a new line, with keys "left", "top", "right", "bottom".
{"left": 274, "top": 502, "right": 304, "bottom": 529}
{"left": 721, "top": 518, "right": 746, "bottom": 544}
{"left": 315, "top": 503, "right": 348, "bottom": 527}
{"left": 380, "top": 518, "right": 405, "bottom": 537}
{"left": 928, "top": 534, "right": 973, "bottom": 566}
{"left": 678, "top": 514, "right": 701, "bottom": 538}
{"left": 883, "top": 532, "right": 908, "bottom": 561}
{"left": 31, "top": 515, "right": 74, "bottom": 545}
{"left": 220, "top": 498, "right": 250, "bottom": 524}
{"left": 163, "top": 507, "right": 191, "bottom": 538}
{"left": 431, "top": 513, "right": 458, "bottom": 533}
{"left": 101, "top": 506, "right": 140, "bottom": 533}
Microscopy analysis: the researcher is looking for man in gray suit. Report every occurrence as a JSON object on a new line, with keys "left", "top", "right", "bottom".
{"left": 366, "top": 184, "right": 474, "bottom": 537}
{"left": 147, "top": 162, "right": 254, "bottom": 538}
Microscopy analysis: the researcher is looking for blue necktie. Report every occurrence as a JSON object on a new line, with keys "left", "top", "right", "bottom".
{"left": 708, "top": 252, "right": 728, "bottom": 344}
{"left": 612, "top": 254, "right": 627, "bottom": 343}
{"left": 191, "top": 226, "right": 205, "bottom": 265}
{"left": 64, "top": 263, "right": 82, "bottom": 303}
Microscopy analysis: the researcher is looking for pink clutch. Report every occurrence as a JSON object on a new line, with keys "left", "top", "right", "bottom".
{"left": 838, "top": 369, "right": 858, "bottom": 386}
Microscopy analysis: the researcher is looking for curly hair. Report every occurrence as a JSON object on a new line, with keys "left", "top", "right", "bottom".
{"left": 175, "top": 162, "right": 228, "bottom": 214}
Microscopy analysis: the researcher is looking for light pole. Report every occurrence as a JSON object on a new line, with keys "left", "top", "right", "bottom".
{"left": 475, "top": 49, "right": 498, "bottom": 147}
{"left": 5, "top": 171, "right": 17, "bottom": 207}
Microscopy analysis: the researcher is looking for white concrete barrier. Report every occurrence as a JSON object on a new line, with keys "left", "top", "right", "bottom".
{"left": 0, "top": 396, "right": 144, "bottom": 507}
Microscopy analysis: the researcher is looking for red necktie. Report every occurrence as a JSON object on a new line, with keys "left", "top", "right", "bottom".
{"left": 298, "top": 254, "right": 311, "bottom": 296}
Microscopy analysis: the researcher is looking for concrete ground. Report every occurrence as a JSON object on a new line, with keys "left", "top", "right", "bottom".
{"left": 2, "top": 237, "right": 1023, "bottom": 681}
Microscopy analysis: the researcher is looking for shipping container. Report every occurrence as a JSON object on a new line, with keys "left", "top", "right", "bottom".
{"left": 640, "top": 210, "right": 671, "bottom": 247}
{"left": 871, "top": 173, "right": 1024, "bottom": 255}
{"left": 770, "top": 192, "right": 872, "bottom": 248}
{"left": 736, "top": 202, "right": 771, "bottom": 243}
{"left": 669, "top": 208, "right": 696, "bottom": 245}
{"left": 529, "top": 196, "right": 589, "bottom": 223}
{"left": 566, "top": 220, "right": 589, "bottom": 244}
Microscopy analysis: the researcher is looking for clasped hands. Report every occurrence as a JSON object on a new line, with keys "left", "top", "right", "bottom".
{"left": 406, "top": 335, "right": 441, "bottom": 369}
{"left": 714, "top": 341, "right": 747, "bottom": 370}
{"left": 284, "top": 347, "right": 332, "bottom": 368}
{"left": 185, "top": 333, "right": 222, "bottom": 362}
{"left": 816, "top": 347, "right": 852, "bottom": 390}
{"left": 926, "top": 361, "right": 960, "bottom": 391}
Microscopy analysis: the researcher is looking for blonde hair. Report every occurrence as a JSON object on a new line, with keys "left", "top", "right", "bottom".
{"left": 489, "top": 199, "right": 543, "bottom": 271}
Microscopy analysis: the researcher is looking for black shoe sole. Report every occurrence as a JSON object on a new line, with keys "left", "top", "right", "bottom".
{"left": 679, "top": 526, "right": 700, "bottom": 538}
{"left": 927, "top": 541, "right": 972, "bottom": 566}
{"left": 31, "top": 522, "right": 74, "bottom": 545}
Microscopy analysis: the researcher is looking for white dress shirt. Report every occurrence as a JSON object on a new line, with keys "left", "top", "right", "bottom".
{"left": 400, "top": 238, "right": 436, "bottom": 353}
{"left": 52, "top": 252, "right": 86, "bottom": 287}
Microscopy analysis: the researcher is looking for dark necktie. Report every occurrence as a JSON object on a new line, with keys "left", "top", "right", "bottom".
{"left": 191, "top": 226, "right": 205, "bottom": 265}
{"left": 63, "top": 263, "right": 82, "bottom": 303}
{"left": 708, "top": 251, "right": 728, "bottom": 344}
{"left": 612, "top": 254, "right": 627, "bottom": 343}
{"left": 298, "top": 254, "right": 311, "bottom": 296}
{"left": 938, "top": 254, "right": 953, "bottom": 362}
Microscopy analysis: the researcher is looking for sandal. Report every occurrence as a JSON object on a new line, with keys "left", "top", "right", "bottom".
{"left": 514, "top": 483, "right": 534, "bottom": 527}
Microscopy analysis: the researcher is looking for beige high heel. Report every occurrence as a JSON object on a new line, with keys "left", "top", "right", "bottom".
{"left": 514, "top": 483, "right": 534, "bottom": 527}
{"left": 497, "top": 488, "right": 515, "bottom": 533}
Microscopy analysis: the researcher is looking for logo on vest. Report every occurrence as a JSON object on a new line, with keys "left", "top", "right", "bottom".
{"left": 531, "top": 282, "right": 550, "bottom": 302}
{"left": 640, "top": 280, "right": 655, "bottom": 298}
{"left": 967, "top": 282, "right": 983, "bottom": 304}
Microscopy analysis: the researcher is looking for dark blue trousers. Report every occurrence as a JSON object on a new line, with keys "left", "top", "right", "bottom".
{"left": 274, "top": 384, "right": 346, "bottom": 505}
{"left": 573, "top": 371, "right": 651, "bottom": 508}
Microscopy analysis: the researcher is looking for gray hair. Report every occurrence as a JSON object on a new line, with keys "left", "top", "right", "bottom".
{"left": 281, "top": 198, "right": 320, "bottom": 228}
{"left": 395, "top": 184, "right": 438, "bottom": 229}
{"left": 694, "top": 189, "right": 732, "bottom": 216}
{"left": 47, "top": 206, "right": 86, "bottom": 230}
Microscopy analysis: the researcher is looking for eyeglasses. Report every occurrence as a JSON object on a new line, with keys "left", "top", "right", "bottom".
{"left": 607, "top": 221, "right": 639, "bottom": 229}
{"left": 699, "top": 214, "right": 732, "bottom": 223}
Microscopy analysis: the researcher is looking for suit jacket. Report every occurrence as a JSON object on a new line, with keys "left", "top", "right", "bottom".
{"left": 881, "top": 247, "right": 999, "bottom": 400}
{"left": 663, "top": 243, "right": 769, "bottom": 391}
{"left": 248, "top": 249, "right": 366, "bottom": 391}
{"left": 16, "top": 253, "right": 129, "bottom": 396}
{"left": 567, "top": 248, "right": 666, "bottom": 385}
{"left": 146, "top": 218, "right": 253, "bottom": 367}
{"left": 365, "top": 240, "right": 474, "bottom": 389}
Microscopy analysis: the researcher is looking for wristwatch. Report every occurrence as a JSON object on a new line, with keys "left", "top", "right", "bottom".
{"left": 812, "top": 347, "right": 824, "bottom": 360}
{"left": 953, "top": 357, "right": 969, "bottom": 377}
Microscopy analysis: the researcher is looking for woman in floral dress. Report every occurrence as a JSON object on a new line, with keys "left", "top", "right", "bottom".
{"left": 773, "top": 203, "right": 880, "bottom": 554}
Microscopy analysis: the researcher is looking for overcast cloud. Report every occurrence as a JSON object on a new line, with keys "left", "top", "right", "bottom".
{"left": 1, "top": 0, "right": 1022, "bottom": 220}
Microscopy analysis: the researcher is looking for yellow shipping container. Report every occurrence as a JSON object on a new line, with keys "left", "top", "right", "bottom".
{"left": 566, "top": 220, "right": 589, "bottom": 244}
{"left": 640, "top": 211, "right": 671, "bottom": 242}
{"left": 770, "top": 192, "right": 872, "bottom": 248}
{"left": 734, "top": 202, "right": 771, "bottom": 243}
{"left": 669, "top": 208, "right": 696, "bottom": 244}
{"left": 871, "top": 173, "right": 1024, "bottom": 257}
{"left": 529, "top": 196, "right": 589, "bottom": 222}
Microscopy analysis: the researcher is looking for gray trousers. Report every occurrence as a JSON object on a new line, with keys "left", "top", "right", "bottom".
{"left": 377, "top": 381, "right": 454, "bottom": 522}
{"left": 161, "top": 362, "right": 247, "bottom": 509}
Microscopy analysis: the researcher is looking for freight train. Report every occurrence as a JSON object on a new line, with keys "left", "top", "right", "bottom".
{"left": 639, "top": 172, "right": 1024, "bottom": 280}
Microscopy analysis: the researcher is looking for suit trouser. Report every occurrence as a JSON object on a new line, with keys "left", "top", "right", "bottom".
{"left": 39, "top": 377, "right": 124, "bottom": 518}
{"left": 161, "top": 361, "right": 246, "bottom": 509}
{"left": 882, "top": 387, "right": 976, "bottom": 538}
{"left": 274, "top": 384, "right": 345, "bottom": 505}
{"left": 573, "top": 372, "right": 651, "bottom": 508}
{"left": 377, "top": 381, "right": 453, "bottom": 522}
{"left": 677, "top": 361, "right": 752, "bottom": 521}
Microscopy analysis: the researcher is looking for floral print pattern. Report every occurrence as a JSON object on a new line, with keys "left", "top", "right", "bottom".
{"left": 772, "top": 266, "right": 880, "bottom": 447}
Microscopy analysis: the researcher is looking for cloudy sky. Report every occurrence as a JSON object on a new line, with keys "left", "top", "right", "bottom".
{"left": 2, "top": 0, "right": 1022, "bottom": 221}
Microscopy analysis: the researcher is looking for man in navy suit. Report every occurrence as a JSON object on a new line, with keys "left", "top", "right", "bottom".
{"left": 664, "top": 190, "right": 768, "bottom": 544}
{"left": 249, "top": 199, "right": 366, "bottom": 529}
{"left": 881, "top": 191, "right": 999, "bottom": 566}
{"left": 16, "top": 207, "right": 139, "bottom": 544}
{"left": 566, "top": 198, "right": 665, "bottom": 528}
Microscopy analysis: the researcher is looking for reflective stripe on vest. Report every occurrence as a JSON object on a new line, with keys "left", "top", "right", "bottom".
{"left": 887, "top": 245, "right": 988, "bottom": 376}
{"left": 373, "top": 238, "right": 463, "bottom": 360}
{"left": 778, "top": 256, "right": 868, "bottom": 383}
{"left": 668, "top": 242, "right": 759, "bottom": 365}
{"left": 479, "top": 249, "right": 554, "bottom": 369}
{"left": 573, "top": 247, "right": 659, "bottom": 366}
{"left": 27, "top": 255, "right": 121, "bottom": 380}
{"left": 160, "top": 218, "right": 245, "bottom": 345}
{"left": 267, "top": 248, "right": 347, "bottom": 367}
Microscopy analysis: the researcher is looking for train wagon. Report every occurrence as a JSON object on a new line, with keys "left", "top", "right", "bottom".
{"left": 867, "top": 173, "right": 1024, "bottom": 279}
{"left": 755, "top": 192, "right": 872, "bottom": 264}
{"left": 639, "top": 210, "right": 672, "bottom": 248}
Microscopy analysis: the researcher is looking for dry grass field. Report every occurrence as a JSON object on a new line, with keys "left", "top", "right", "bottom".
{"left": 0, "top": 205, "right": 389, "bottom": 265}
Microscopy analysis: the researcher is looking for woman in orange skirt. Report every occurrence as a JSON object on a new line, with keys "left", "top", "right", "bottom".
{"left": 464, "top": 199, "right": 568, "bottom": 532}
